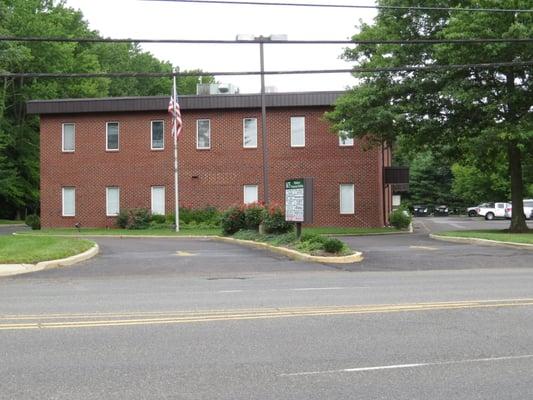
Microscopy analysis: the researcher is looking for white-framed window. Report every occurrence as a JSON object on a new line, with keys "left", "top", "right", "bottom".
{"left": 151, "top": 186, "right": 165, "bottom": 215}
{"left": 243, "top": 118, "right": 257, "bottom": 148}
{"left": 290, "top": 116, "right": 305, "bottom": 147}
{"left": 151, "top": 120, "right": 164, "bottom": 150}
{"left": 243, "top": 185, "right": 258, "bottom": 205}
{"left": 196, "top": 119, "right": 211, "bottom": 149}
{"left": 62, "top": 123, "right": 75, "bottom": 152}
{"left": 340, "top": 184, "right": 355, "bottom": 214}
{"left": 106, "top": 122, "right": 119, "bottom": 151}
{"left": 339, "top": 131, "right": 354, "bottom": 147}
{"left": 62, "top": 187, "right": 76, "bottom": 217}
{"left": 106, "top": 187, "right": 120, "bottom": 216}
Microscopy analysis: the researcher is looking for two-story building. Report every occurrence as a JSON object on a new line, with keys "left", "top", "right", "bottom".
{"left": 27, "top": 91, "right": 392, "bottom": 228}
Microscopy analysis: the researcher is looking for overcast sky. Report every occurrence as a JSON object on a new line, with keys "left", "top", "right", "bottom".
{"left": 64, "top": 0, "right": 377, "bottom": 93}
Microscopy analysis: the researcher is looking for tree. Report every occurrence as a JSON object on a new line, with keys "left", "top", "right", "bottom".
{"left": 327, "top": 0, "right": 532, "bottom": 232}
{"left": 404, "top": 151, "right": 457, "bottom": 207}
{"left": 0, "top": 0, "right": 214, "bottom": 218}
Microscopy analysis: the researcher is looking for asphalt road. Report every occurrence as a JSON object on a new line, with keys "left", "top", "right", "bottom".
{"left": 1, "top": 217, "right": 533, "bottom": 399}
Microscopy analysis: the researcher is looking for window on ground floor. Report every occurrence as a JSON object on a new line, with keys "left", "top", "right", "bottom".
{"left": 340, "top": 184, "right": 355, "bottom": 214}
{"left": 106, "top": 187, "right": 120, "bottom": 216}
{"left": 62, "top": 187, "right": 75, "bottom": 216}
{"left": 151, "top": 186, "right": 165, "bottom": 215}
{"left": 244, "top": 185, "right": 258, "bottom": 204}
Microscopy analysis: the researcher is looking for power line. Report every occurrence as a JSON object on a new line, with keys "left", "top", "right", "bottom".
{"left": 141, "top": 0, "right": 533, "bottom": 13}
{"left": 2, "top": 36, "right": 533, "bottom": 45}
{"left": 2, "top": 61, "right": 532, "bottom": 79}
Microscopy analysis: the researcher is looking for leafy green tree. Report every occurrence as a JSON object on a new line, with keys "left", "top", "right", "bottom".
{"left": 406, "top": 151, "right": 457, "bottom": 207}
{"left": 0, "top": 0, "right": 213, "bottom": 218}
{"left": 327, "top": 0, "right": 532, "bottom": 232}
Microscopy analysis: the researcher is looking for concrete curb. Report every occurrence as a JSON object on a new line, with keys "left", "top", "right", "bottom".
{"left": 429, "top": 234, "right": 533, "bottom": 250}
{"left": 13, "top": 233, "right": 217, "bottom": 239}
{"left": 13, "top": 233, "right": 365, "bottom": 263}
{"left": 212, "top": 236, "right": 364, "bottom": 264}
{"left": 0, "top": 244, "right": 99, "bottom": 277}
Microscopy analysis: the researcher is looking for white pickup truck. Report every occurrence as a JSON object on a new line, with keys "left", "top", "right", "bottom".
{"left": 476, "top": 202, "right": 510, "bottom": 220}
{"left": 504, "top": 199, "right": 533, "bottom": 220}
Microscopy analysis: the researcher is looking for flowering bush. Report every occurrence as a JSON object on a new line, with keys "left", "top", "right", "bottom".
{"left": 244, "top": 202, "right": 266, "bottom": 230}
{"left": 262, "top": 204, "right": 293, "bottom": 234}
{"left": 220, "top": 205, "right": 246, "bottom": 235}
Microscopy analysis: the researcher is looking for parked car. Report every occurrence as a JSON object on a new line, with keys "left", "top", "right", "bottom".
{"left": 476, "top": 202, "right": 511, "bottom": 220}
{"left": 467, "top": 203, "right": 490, "bottom": 217}
{"left": 413, "top": 205, "right": 431, "bottom": 217}
{"left": 504, "top": 199, "right": 533, "bottom": 220}
{"left": 434, "top": 205, "right": 449, "bottom": 216}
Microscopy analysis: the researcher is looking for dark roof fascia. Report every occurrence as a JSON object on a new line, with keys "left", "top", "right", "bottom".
{"left": 26, "top": 91, "right": 344, "bottom": 115}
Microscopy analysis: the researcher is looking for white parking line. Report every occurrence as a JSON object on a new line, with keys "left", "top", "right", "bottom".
{"left": 217, "top": 287, "right": 369, "bottom": 294}
{"left": 291, "top": 287, "right": 347, "bottom": 291}
{"left": 280, "top": 354, "right": 533, "bottom": 377}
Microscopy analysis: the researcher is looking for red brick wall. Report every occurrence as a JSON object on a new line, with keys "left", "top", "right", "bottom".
{"left": 40, "top": 107, "right": 389, "bottom": 228}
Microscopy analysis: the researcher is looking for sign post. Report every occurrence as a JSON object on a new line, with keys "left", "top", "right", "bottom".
{"left": 285, "top": 178, "right": 313, "bottom": 239}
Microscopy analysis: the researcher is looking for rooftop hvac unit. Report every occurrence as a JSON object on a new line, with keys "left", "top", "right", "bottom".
{"left": 196, "top": 83, "right": 240, "bottom": 95}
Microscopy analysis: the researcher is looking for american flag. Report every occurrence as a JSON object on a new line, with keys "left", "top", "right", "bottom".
{"left": 168, "top": 95, "right": 183, "bottom": 139}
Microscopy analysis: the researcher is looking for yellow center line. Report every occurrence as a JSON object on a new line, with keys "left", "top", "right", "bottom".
{"left": 1, "top": 299, "right": 533, "bottom": 331}
{"left": 3, "top": 298, "right": 531, "bottom": 321}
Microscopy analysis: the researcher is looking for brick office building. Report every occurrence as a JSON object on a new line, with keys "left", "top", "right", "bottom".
{"left": 27, "top": 91, "right": 392, "bottom": 228}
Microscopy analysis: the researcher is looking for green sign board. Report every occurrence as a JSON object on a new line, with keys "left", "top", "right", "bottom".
{"left": 285, "top": 179, "right": 305, "bottom": 222}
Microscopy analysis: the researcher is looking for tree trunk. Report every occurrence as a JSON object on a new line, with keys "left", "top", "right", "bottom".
{"left": 508, "top": 140, "right": 529, "bottom": 233}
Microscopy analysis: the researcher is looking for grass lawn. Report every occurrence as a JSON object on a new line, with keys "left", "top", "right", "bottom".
{"left": 0, "top": 219, "right": 24, "bottom": 225}
{"left": 0, "top": 236, "right": 95, "bottom": 264}
{"left": 18, "top": 226, "right": 400, "bottom": 237}
{"left": 18, "top": 227, "right": 222, "bottom": 237}
{"left": 304, "top": 226, "right": 402, "bottom": 235}
{"left": 437, "top": 230, "right": 533, "bottom": 245}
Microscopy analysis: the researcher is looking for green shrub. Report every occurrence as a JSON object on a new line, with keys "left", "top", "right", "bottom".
{"left": 300, "top": 232, "right": 325, "bottom": 244}
{"left": 233, "top": 229, "right": 261, "bottom": 241}
{"left": 389, "top": 208, "right": 412, "bottom": 230}
{"left": 25, "top": 214, "right": 41, "bottom": 230}
{"left": 174, "top": 206, "right": 221, "bottom": 227}
{"left": 128, "top": 208, "right": 151, "bottom": 229}
{"left": 323, "top": 238, "right": 345, "bottom": 254}
{"left": 116, "top": 209, "right": 129, "bottom": 228}
{"left": 296, "top": 233, "right": 326, "bottom": 253}
{"left": 150, "top": 214, "right": 166, "bottom": 224}
{"left": 149, "top": 220, "right": 171, "bottom": 229}
{"left": 262, "top": 205, "right": 293, "bottom": 234}
{"left": 244, "top": 203, "right": 265, "bottom": 230}
{"left": 221, "top": 205, "right": 246, "bottom": 235}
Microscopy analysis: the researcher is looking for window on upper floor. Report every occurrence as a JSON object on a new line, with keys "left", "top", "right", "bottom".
{"left": 244, "top": 185, "right": 259, "bottom": 204}
{"left": 151, "top": 121, "right": 164, "bottom": 150}
{"left": 339, "top": 130, "right": 354, "bottom": 147}
{"left": 197, "top": 119, "right": 211, "bottom": 149}
{"left": 62, "top": 123, "right": 75, "bottom": 152}
{"left": 106, "top": 122, "right": 119, "bottom": 151}
{"left": 62, "top": 187, "right": 76, "bottom": 217}
{"left": 340, "top": 184, "right": 355, "bottom": 214}
{"left": 290, "top": 116, "right": 305, "bottom": 147}
{"left": 243, "top": 118, "right": 258, "bottom": 148}
{"left": 106, "top": 187, "right": 120, "bottom": 216}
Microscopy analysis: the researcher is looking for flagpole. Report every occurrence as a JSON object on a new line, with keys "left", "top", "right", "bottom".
{"left": 173, "top": 68, "right": 180, "bottom": 232}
